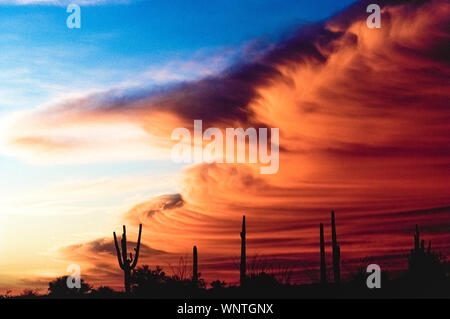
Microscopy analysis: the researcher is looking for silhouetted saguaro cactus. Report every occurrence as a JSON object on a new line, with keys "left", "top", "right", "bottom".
{"left": 331, "top": 211, "right": 340, "bottom": 284}
{"left": 414, "top": 224, "right": 420, "bottom": 252}
{"left": 408, "top": 224, "right": 443, "bottom": 277}
{"left": 240, "top": 215, "right": 246, "bottom": 286}
{"left": 320, "top": 223, "right": 327, "bottom": 284}
{"left": 192, "top": 245, "right": 198, "bottom": 282}
{"left": 113, "top": 224, "right": 142, "bottom": 294}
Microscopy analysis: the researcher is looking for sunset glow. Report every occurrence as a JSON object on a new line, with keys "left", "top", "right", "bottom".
{"left": 0, "top": 0, "right": 449, "bottom": 294}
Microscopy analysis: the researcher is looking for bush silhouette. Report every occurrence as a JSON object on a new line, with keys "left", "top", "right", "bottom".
{"left": 16, "top": 289, "right": 39, "bottom": 299}
{"left": 210, "top": 280, "right": 227, "bottom": 290}
{"left": 48, "top": 276, "right": 91, "bottom": 297}
{"left": 405, "top": 225, "right": 449, "bottom": 293}
{"left": 131, "top": 265, "right": 168, "bottom": 295}
{"left": 91, "top": 286, "right": 118, "bottom": 298}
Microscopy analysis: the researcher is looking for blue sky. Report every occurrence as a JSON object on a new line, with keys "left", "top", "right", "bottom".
{"left": 0, "top": 0, "right": 355, "bottom": 107}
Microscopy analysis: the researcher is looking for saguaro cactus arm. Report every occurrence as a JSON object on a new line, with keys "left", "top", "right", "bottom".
{"left": 130, "top": 223, "right": 142, "bottom": 269}
{"left": 121, "top": 225, "right": 129, "bottom": 267}
{"left": 113, "top": 231, "right": 124, "bottom": 270}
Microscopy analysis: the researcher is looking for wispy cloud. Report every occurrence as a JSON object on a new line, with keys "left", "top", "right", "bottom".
{"left": 0, "top": 46, "right": 239, "bottom": 164}
{"left": 0, "top": 170, "right": 177, "bottom": 216}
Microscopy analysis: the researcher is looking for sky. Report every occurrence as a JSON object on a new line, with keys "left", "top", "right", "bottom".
{"left": 0, "top": 0, "right": 449, "bottom": 293}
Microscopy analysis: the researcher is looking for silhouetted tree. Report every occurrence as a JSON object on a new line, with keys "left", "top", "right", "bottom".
{"left": 169, "top": 256, "right": 189, "bottom": 281}
{"left": 131, "top": 265, "right": 168, "bottom": 295}
{"left": 48, "top": 276, "right": 91, "bottom": 297}
{"left": 408, "top": 224, "right": 448, "bottom": 282}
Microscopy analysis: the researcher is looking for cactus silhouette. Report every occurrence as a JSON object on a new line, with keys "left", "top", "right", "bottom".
{"left": 319, "top": 223, "right": 327, "bottom": 284}
{"left": 408, "top": 224, "right": 445, "bottom": 279}
{"left": 414, "top": 224, "right": 420, "bottom": 252}
{"left": 240, "top": 215, "right": 246, "bottom": 286}
{"left": 113, "top": 224, "right": 142, "bottom": 294}
{"left": 192, "top": 245, "right": 198, "bottom": 282}
{"left": 331, "top": 211, "right": 340, "bottom": 284}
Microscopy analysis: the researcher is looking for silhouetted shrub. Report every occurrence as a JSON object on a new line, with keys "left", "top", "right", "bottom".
{"left": 210, "top": 280, "right": 227, "bottom": 290}
{"left": 48, "top": 276, "right": 91, "bottom": 298}
{"left": 131, "top": 265, "right": 168, "bottom": 296}
{"left": 19, "top": 289, "right": 39, "bottom": 298}
{"left": 91, "top": 286, "right": 119, "bottom": 298}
